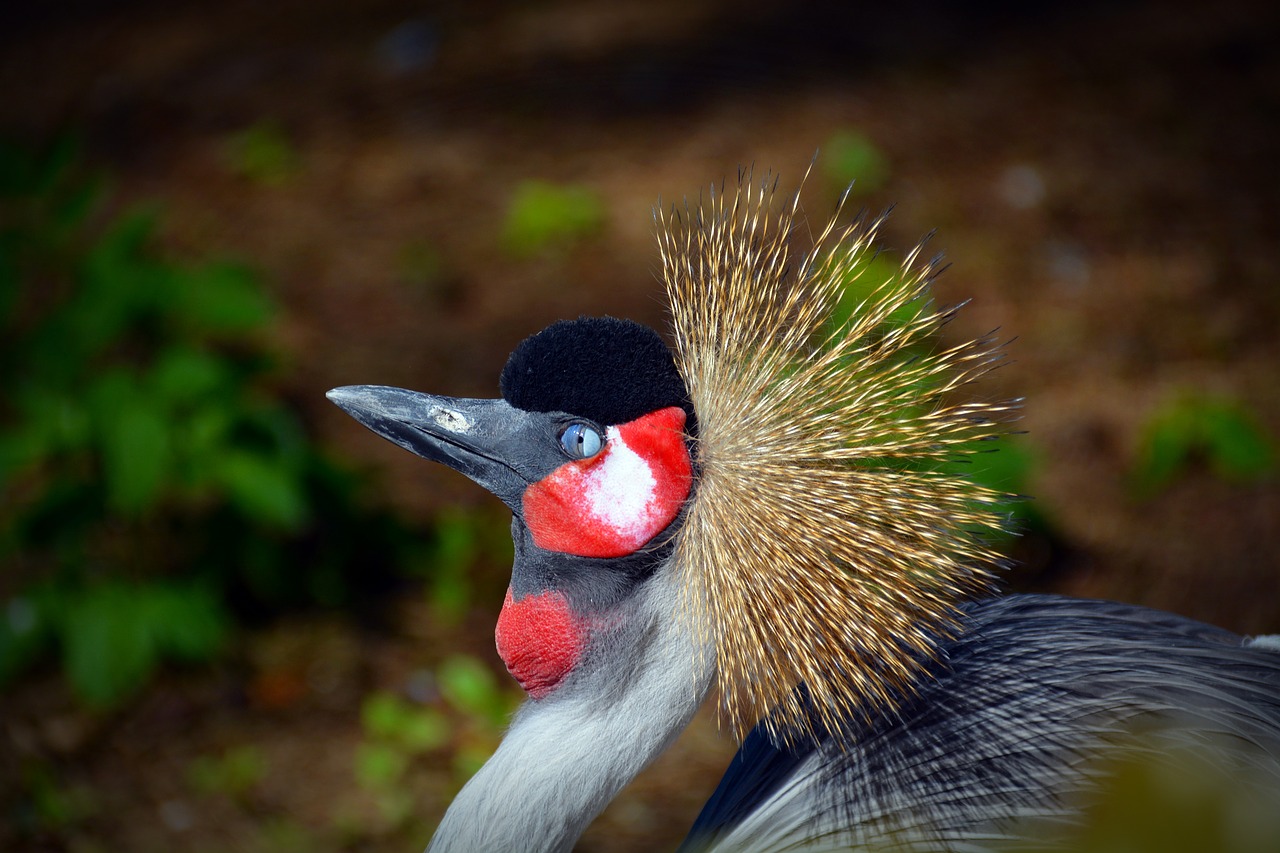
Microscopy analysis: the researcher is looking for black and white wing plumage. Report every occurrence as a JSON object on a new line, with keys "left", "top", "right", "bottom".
{"left": 681, "top": 594, "right": 1280, "bottom": 852}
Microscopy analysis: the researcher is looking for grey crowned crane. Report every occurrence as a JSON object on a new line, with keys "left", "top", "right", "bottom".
{"left": 328, "top": 174, "right": 1280, "bottom": 852}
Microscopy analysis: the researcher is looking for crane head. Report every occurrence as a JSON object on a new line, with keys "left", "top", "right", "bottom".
{"left": 328, "top": 317, "right": 696, "bottom": 698}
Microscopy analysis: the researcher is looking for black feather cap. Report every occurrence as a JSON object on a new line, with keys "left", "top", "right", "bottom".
{"left": 500, "top": 316, "right": 695, "bottom": 433}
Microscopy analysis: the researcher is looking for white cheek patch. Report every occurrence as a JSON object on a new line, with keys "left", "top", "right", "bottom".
{"left": 580, "top": 428, "right": 658, "bottom": 538}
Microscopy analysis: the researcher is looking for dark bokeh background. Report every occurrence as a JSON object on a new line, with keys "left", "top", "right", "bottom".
{"left": 2, "top": 1, "right": 1278, "bottom": 851}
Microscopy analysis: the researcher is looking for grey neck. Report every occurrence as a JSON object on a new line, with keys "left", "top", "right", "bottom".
{"left": 426, "top": 564, "right": 713, "bottom": 853}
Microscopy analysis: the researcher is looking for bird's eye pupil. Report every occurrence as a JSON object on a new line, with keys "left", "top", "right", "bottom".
{"left": 560, "top": 423, "right": 604, "bottom": 459}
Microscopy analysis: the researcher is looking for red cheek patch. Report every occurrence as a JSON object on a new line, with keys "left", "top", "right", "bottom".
{"left": 494, "top": 588, "right": 586, "bottom": 699}
{"left": 521, "top": 407, "right": 692, "bottom": 558}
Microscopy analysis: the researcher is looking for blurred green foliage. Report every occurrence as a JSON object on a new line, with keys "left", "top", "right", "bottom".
{"left": 1009, "top": 743, "right": 1280, "bottom": 853}
{"left": 1132, "top": 390, "right": 1275, "bottom": 497}
{"left": 356, "top": 690, "right": 448, "bottom": 827}
{"left": 361, "top": 691, "right": 451, "bottom": 755}
{"left": 823, "top": 130, "right": 890, "bottom": 197}
{"left": 257, "top": 818, "right": 314, "bottom": 853}
{"left": 426, "top": 507, "right": 513, "bottom": 627}
{"left": 188, "top": 745, "right": 268, "bottom": 802}
{"left": 355, "top": 658, "right": 519, "bottom": 829}
{"left": 225, "top": 122, "right": 301, "bottom": 186}
{"left": 0, "top": 138, "right": 432, "bottom": 708}
{"left": 827, "top": 245, "right": 1040, "bottom": 539}
{"left": 435, "top": 654, "right": 515, "bottom": 733}
{"left": 434, "top": 654, "right": 520, "bottom": 781}
{"left": 502, "top": 180, "right": 604, "bottom": 257}
{"left": 397, "top": 239, "right": 446, "bottom": 288}
{"left": 943, "top": 437, "right": 1043, "bottom": 540}
{"left": 61, "top": 580, "right": 228, "bottom": 707}
{"left": 827, "top": 249, "right": 923, "bottom": 333}
{"left": 12, "top": 762, "right": 96, "bottom": 836}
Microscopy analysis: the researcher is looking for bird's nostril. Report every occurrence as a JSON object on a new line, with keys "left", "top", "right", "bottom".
{"left": 429, "top": 406, "right": 472, "bottom": 433}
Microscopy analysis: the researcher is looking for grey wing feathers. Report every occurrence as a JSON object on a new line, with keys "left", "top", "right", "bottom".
{"left": 682, "top": 594, "right": 1280, "bottom": 852}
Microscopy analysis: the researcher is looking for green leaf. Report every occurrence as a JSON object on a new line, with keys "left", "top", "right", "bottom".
{"left": 1133, "top": 393, "right": 1276, "bottom": 496}
{"left": 63, "top": 584, "right": 157, "bottom": 707}
{"left": 1134, "top": 407, "right": 1194, "bottom": 496}
{"left": 171, "top": 262, "right": 274, "bottom": 334}
{"left": 98, "top": 386, "right": 172, "bottom": 514}
{"left": 355, "top": 742, "right": 407, "bottom": 790}
{"left": 360, "top": 690, "right": 450, "bottom": 753}
{"left": 215, "top": 449, "right": 308, "bottom": 529}
{"left": 829, "top": 252, "right": 917, "bottom": 331}
{"left": 426, "top": 509, "right": 481, "bottom": 621}
{"left": 52, "top": 175, "right": 104, "bottom": 234}
{"left": 1202, "top": 403, "right": 1275, "bottom": 481}
{"left": 225, "top": 123, "right": 300, "bottom": 186}
{"left": 145, "top": 583, "right": 228, "bottom": 662}
{"left": 28, "top": 273, "right": 134, "bottom": 377}
{"left": 946, "top": 438, "right": 1036, "bottom": 494}
{"left": 25, "top": 389, "right": 93, "bottom": 453}
{"left": 30, "top": 135, "right": 82, "bottom": 197}
{"left": 361, "top": 691, "right": 410, "bottom": 741}
{"left": 58, "top": 581, "right": 226, "bottom": 707}
{"left": 236, "top": 404, "right": 309, "bottom": 470}
{"left": 397, "top": 706, "right": 450, "bottom": 753}
{"left": 502, "top": 181, "right": 604, "bottom": 257}
{"left": 87, "top": 205, "right": 159, "bottom": 270}
{"left": 0, "top": 424, "right": 47, "bottom": 486}
{"left": 147, "top": 347, "right": 231, "bottom": 405}
{"left": 188, "top": 745, "right": 265, "bottom": 796}
{"left": 437, "top": 655, "right": 510, "bottom": 726}
{"left": 176, "top": 405, "right": 235, "bottom": 491}
{"left": 823, "top": 130, "right": 890, "bottom": 196}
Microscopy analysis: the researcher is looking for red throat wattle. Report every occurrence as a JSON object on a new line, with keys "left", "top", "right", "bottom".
{"left": 494, "top": 588, "right": 587, "bottom": 699}
{"left": 521, "top": 406, "right": 692, "bottom": 558}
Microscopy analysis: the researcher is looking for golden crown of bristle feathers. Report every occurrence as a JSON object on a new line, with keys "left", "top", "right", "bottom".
{"left": 657, "top": 170, "right": 1018, "bottom": 747}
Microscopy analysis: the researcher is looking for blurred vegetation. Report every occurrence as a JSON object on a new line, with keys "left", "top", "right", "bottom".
{"left": 1011, "top": 742, "right": 1280, "bottom": 853}
{"left": 188, "top": 745, "right": 268, "bottom": 803}
{"left": 501, "top": 180, "right": 605, "bottom": 257}
{"left": 424, "top": 507, "right": 513, "bottom": 628}
{"left": 354, "top": 656, "right": 518, "bottom": 831}
{"left": 397, "top": 239, "right": 447, "bottom": 290}
{"left": 0, "top": 138, "right": 438, "bottom": 708}
{"left": 12, "top": 762, "right": 96, "bottom": 837}
{"left": 224, "top": 122, "right": 302, "bottom": 187}
{"left": 432, "top": 654, "right": 519, "bottom": 778}
{"left": 828, "top": 239, "right": 1043, "bottom": 541}
{"left": 822, "top": 130, "right": 890, "bottom": 197}
{"left": 1132, "top": 390, "right": 1276, "bottom": 498}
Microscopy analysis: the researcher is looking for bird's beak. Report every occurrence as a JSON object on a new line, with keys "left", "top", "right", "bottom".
{"left": 326, "top": 385, "right": 539, "bottom": 511}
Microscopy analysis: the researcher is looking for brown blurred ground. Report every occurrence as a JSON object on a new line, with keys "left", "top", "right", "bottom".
{"left": 2, "top": 1, "right": 1278, "bottom": 851}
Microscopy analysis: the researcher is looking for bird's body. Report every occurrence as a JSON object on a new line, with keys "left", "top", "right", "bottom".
{"left": 685, "top": 594, "right": 1280, "bottom": 851}
{"left": 329, "top": 171, "right": 1280, "bottom": 851}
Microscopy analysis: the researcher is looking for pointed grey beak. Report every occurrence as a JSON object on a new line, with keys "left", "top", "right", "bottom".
{"left": 327, "top": 385, "right": 547, "bottom": 510}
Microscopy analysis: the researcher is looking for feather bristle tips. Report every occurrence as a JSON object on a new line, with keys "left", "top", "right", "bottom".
{"left": 658, "top": 171, "right": 1018, "bottom": 748}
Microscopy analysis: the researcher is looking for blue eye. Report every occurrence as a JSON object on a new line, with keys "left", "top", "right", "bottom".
{"left": 560, "top": 422, "right": 604, "bottom": 459}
